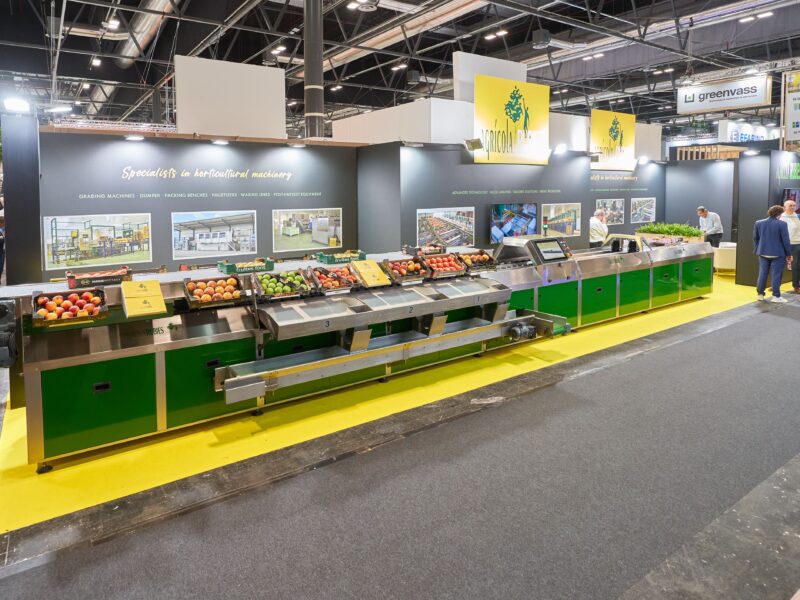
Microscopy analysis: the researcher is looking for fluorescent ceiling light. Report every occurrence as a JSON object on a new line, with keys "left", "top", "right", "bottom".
{"left": 390, "top": 63, "right": 407, "bottom": 71}
{"left": 347, "top": 1, "right": 358, "bottom": 8}
{"left": 74, "top": 101, "right": 82, "bottom": 106}
{"left": 553, "top": 89, "right": 562, "bottom": 94}
{"left": 582, "top": 56, "right": 593, "bottom": 61}
{"left": 44, "top": 104, "right": 72, "bottom": 113}
{"left": 737, "top": 117, "right": 746, "bottom": 122}
{"left": 106, "top": 18, "right": 120, "bottom": 30}
{"left": 593, "top": 53, "right": 604, "bottom": 58}
{"left": 664, "top": 104, "right": 672, "bottom": 109}
{"left": 638, "top": 156, "right": 650, "bottom": 164}
{"left": 330, "top": 85, "right": 342, "bottom": 91}
{"left": 712, "top": 120, "right": 719, "bottom": 124}
{"left": 664, "top": 67, "right": 674, "bottom": 73}
{"left": 125, "top": 134, "right": 144, "bottom": 141}
{"left": 739, "top": 15, "right": 755, "bottom": 23}
{"left": 212, "top": 139, "right": 229, "bottom": 145}
{"left": 3, "top": 97, "right": 30, "bottom": 113}
{"left": 496, "top": 29, "right": 507, "bottom": 36}
{"left": 484, "top": 33, "right": 496, "bottom": 40}
{"left": 757, "top": 11, "right": 773, "bottom": 18}
{"left": 270, "top": 49, "right": 282, "bottom": 55}
{"left": 288, "top": 143, "right": 306, "bottom": 148}
{"left": 744, "top": 149, "right": 759, "bottom": 155}
{"left": 745, "top": 67, "right": 758, "bottom": 75}
{"left": 652, "top": 70, "right": 663, "bottom": 75}
{"left": 553, "top": 143, "right": 567, "bottom": 154}
{"left": 82, "top": 82, "right": 91, "bottom": 90}
{"left": 91, "top": 57, "right": 101, "bottom": 67}
{"left": 287, "top": 101, "right": 297, "bottom": 106}
{"left": 766, "top": 122, "right": 776, "bottom": 126}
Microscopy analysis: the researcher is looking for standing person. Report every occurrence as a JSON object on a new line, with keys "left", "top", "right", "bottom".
{"left": 780, "top": 199, "right": 800, "bottom": 292}
{"left": 589, "top": 209, "right": 608, "bottom": 248}
{"left": 754, "top": 205, "right": 793, "bottom": 303}
{"left": 697, "top": 206, "right": 724, "bottom": 247}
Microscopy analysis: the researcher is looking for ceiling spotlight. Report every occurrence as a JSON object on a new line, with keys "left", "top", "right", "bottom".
{"left": 592, "top": 52, "right": 604, "bottom": 58}
{"left": 74, "top": 100, "right": 82, "bottom": 106}
{"left": 91, "top": 57, "right": 101, "bottom": 67}
{"left": 330, "top": 85, "right": 342, "bottom": 91}
{"left": 496, "top": 29, "right": 508, "bottom": 36}
{"left": 757, "top": 11, "right": 773, "bottom": 18}
{"left": 582, "top": 55, "right": 593, "bottom": 61}
{"left": 82, "top": 82, "right": 91, "bottom": 90}
{"left": 347, "top": 1, "right": 358, "bottom": 7}
{"left": 652, "top": 70, "right": 663, "bottom": 75}
{"left": 106, "top": 18, "right": 120, "bottom": 30}
{"left": 484, "top": 33, "right": 496, "bottom": 40}
{"left": 664, "top": 67, "right": 674, "bottom": 73}
{"left": 553, "top": 143, "right": 567, "bottom": 155}
{"left": 125, "top": 134, "right": 144, "bottom": 141}
{"left": 270, "top": 46, "right": 287, "bottom": 55}
{"left": 3, "top": 97, "right": 31, "bottom": 113}
{"left": 464, "top": 138, "right": 483, "bottom": 151}
{"left": 44, "top": 104, "right": 72, "bottom": 113}
{"left": 745, "top": 67, "right": 758, "bottom": 75}
{"left": 739, "top": 15, "right": 755, "bottom": 23}
{"left": 212, "top": 139, "right": 229, "bottom": 145}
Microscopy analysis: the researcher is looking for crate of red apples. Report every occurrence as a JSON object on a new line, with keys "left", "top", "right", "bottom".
{"left": 32, "top": 289, "right": 107, "bottom": 327}
{"left": 310, "top": 266, "right": 360, "bottom": 294}
{"left": 421, "top": 253, "right": 467, "bottom": 278}
{"left": 382, "top": 257, "right": 428, "bottom": 285}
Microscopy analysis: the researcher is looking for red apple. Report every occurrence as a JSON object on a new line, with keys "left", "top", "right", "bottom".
{"left": 36, "top": 296, "right": 49, "bottom": 306}
{"left": 69, "top": 306, "right": 79, "bottom": 314}
{"left": 76, "top": 299, "right": 86, "bottom": 309}
{"left": 92, "top": 306, "right": 101, "bottom": 315}
{"left": 44, "top": 301, "right": 57, "bottom": 312}
{"left": 67, "top": 293, "right": 80, "bottom": 304}
{"left": 53, "top": 295, "right": 64, "bottom": 306}
{"left": 61, "top": 312, "right": 74, "bottom": 319}
{"left": 61, "top": 300, "right": 73, "bottom": 310}
{"left": 81, "top": 292, "right": 93, "bottom": 302}
{"left": 55, "top": 307, "right": 65, "bottom": 316}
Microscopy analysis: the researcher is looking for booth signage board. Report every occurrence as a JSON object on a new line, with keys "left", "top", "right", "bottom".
{"left": 473, "top": 75, "right": 550, "bottom": 165}
{"left": 590, "top": 109, "right": 636, "bottom": 171}
{"left": 783, "top": 72, "right": 800, "bottom": 151}
{"left": 676, "top": 75, "right": 772, "bottom": 115}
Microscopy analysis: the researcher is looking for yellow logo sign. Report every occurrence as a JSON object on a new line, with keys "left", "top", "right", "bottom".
{"left": 590, "top": 109, "right": 636, "bottom": 170}
{"left": 473, "top": 75, "right": 550, "bottom": 164}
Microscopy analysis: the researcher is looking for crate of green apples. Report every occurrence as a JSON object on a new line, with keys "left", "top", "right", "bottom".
{"left": 257, "top": 270, "right": 312, "bottom": 300}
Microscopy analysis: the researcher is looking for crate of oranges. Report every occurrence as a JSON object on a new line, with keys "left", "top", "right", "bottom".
{"left": 456, "top": 249, "right": 495, "bottom": 272}
{"left": 421, "top": 253, "right": 466, "bottom": 279}
{"left": 184, "top": 276, "right": 244, "bottom": 308}
{"left": 382, "top": 257, "right": 428, "bottom": 286}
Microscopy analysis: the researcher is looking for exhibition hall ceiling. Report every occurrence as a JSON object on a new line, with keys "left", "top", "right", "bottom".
{"left": 1, "top": 0, "right": 799, "bottom": 135}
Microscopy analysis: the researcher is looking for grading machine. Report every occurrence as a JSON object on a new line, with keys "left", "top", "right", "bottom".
{"left": 1, "top": 235, "right": 713, "bottom": 471}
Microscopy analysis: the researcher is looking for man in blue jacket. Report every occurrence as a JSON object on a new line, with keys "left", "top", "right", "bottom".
{"left": 754, "top": 204, "right": 793, "bottom": 303}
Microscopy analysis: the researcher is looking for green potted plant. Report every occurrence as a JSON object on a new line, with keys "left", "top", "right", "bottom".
{"left": 636, "top": 223, "right": 705, "bottom": 245}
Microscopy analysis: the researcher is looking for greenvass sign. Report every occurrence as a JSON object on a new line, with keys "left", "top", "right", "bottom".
{"left": 677, "top": 75, "right": 771, "bottom": 115}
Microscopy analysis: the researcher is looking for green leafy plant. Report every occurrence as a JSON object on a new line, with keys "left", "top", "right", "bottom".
{"left": 636, "top": 222, "right": 704, "bottom": 237}
{"left": 504, "top": 87, "right": 523, "bottom": 124}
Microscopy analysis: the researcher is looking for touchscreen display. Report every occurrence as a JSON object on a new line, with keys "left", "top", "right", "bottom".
{"left": 536, "top": 240, "right": 567, "bottom": 261}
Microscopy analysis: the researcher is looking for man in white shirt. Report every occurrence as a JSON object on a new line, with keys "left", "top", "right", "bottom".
{"left": 697, "top": 206, "right": 723, "bottom": 247}
{"left": 780, "top": 199, "right": 800, "bottom": 292}
{"left": 589, "top": 209, "right": 609, "bottom": 248}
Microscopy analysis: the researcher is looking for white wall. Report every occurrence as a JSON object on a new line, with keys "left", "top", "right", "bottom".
{"left": 175, "top": 56, "right": 286, "bottom": 138}
{"left": 452, "top": 52, "right": 527, "bottom": 103}
{"left": 636, "top": 122, "right": 663, "bottom": 161}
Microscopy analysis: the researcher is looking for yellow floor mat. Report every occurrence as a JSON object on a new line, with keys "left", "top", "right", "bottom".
{"left": 0, "top": 276, "right": 763, "bottom": 532}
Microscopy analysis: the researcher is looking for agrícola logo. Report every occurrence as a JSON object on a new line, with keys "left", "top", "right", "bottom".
{"left": 480, "top": 85, "right": 535, "bottom": 159}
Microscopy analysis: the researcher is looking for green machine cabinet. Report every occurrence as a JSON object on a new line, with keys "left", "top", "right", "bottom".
{"left": 40, "top": 353, "right": 157, "bottom": 458}
{"left": 619, "top": 269, "right": 652, "bottom": 316}
{"left": 681, "top": 258, "right": 713, "bottom": 299}
{"left": 165, "top": 337, "right": 258, "bottom": 428}
{"left": 509, "top": 288, "right": 534, "bottom": 311}
{"left": 538, "top": 280, "right": 579, "bottom": 328}
{"left": 580, "top": 274, "right": 618, "bottom": 326}
{"left": 652, "top": 263, "right": 680, "bottom": 307}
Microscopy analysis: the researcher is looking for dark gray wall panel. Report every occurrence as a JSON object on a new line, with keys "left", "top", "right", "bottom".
{"left": 589, "top": 165, "right": 666, "bottom": 235}
{"left": 1, "top": 114, "right": 42, "bottom": 285}
{"left": 357, "top": 144, "right": 401, "bottom": 253}
{"left": 735, "top": 154, "right": 771, "bottom": 285}
{"left": 665, "top": 160, "right": 735, "bottom": 241}
{"left": 37, "top": 133, "right": 357, "bottom": 275}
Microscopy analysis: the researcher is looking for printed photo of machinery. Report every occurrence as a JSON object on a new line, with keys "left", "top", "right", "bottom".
{"left": 630, "top": 197, "right": 657, "bottom": 224}
{"left": 490, "top": 203, "right": 537, "bottom": 243}
{"left": 416, "top": 207, "right": 475, "bottom": 247}
{"left": 272, "top": 208, "right": 343, "bottom": 253}
{"left": 541, "top": 203, "right": 582, "bottom": 237}
{"left": 595, "top": 198, "right": 625, "bottom": 225}
{"left": 42, "top": 213, "right": 152, "bottom": 270}
{"left": 172, "top": 210, "right": 257, "bottom": 260}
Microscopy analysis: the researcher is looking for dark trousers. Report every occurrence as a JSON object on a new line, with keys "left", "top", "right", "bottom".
{"left": 757, "top": 255, "right": 786, "bottom": 297}
{"left": 589, "top": 241, "right": 603, "bottom": 248}
{"left": 705, "top": 233, "right": 722, "bottom": 248}
{"left": 792, "top": 244, "right": 800, "bottom": 289}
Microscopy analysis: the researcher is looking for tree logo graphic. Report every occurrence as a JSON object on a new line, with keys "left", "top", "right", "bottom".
{"left": 608, "top": 115, "right": 624, "bottom": 150}
{"left": 504, "top": 86, "right": 530, "bottom": 138}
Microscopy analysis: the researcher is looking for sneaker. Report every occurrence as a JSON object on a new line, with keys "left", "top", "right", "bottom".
{"left": 757, "top": 294, "right": 766, "bottom": 301}
{"left": 770, "top": 296, "right": 788, "bottom": 304}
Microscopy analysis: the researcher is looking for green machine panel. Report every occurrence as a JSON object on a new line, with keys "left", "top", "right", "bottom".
{"left": 509, "top": 289, "right": 534, "bottom": 311}
{"left": 537, "top": 281, "right": 579, "bottom": 328}
{"left": 681, "top": 258, "right": 713, "bottom": 299}
{"left": 41, "top": 354, "right": 157, "bottom": 458}
{"left": 652, "top": 263, "right": 680, "bottom": 307}
{"left": 619, "top": 269, "right": 652, "bottom": 316}
{"left": 166, "top": 338, "right": 257, "bottom": 428}
{"left": 580, "top": 274, "right": 618, "bottom": 326}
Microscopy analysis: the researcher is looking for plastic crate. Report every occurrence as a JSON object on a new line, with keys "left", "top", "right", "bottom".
{"left": 183, "top": 275, "right": 248, "bottom": 309}
{"left": 217, "top": 258, "right": 275, "bottom": 274}
{"left": 65, "top": 267, "right": 131, "bottom": 289}
{"left": 381, "top": 257, "right": 429, "bottom": 286}
{"left": 315, "top": 250, "right": 366, "bottom": 264}
{"left": 254, "top": 270, "right": 313, "bottom": 301}
{"left": 32, "top": 288, "right": 108, "bottom": 328}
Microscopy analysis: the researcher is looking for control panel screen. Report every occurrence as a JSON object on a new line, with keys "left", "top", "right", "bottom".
{"left": 535, "top": 240, "right": 567, "bottom": 261}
